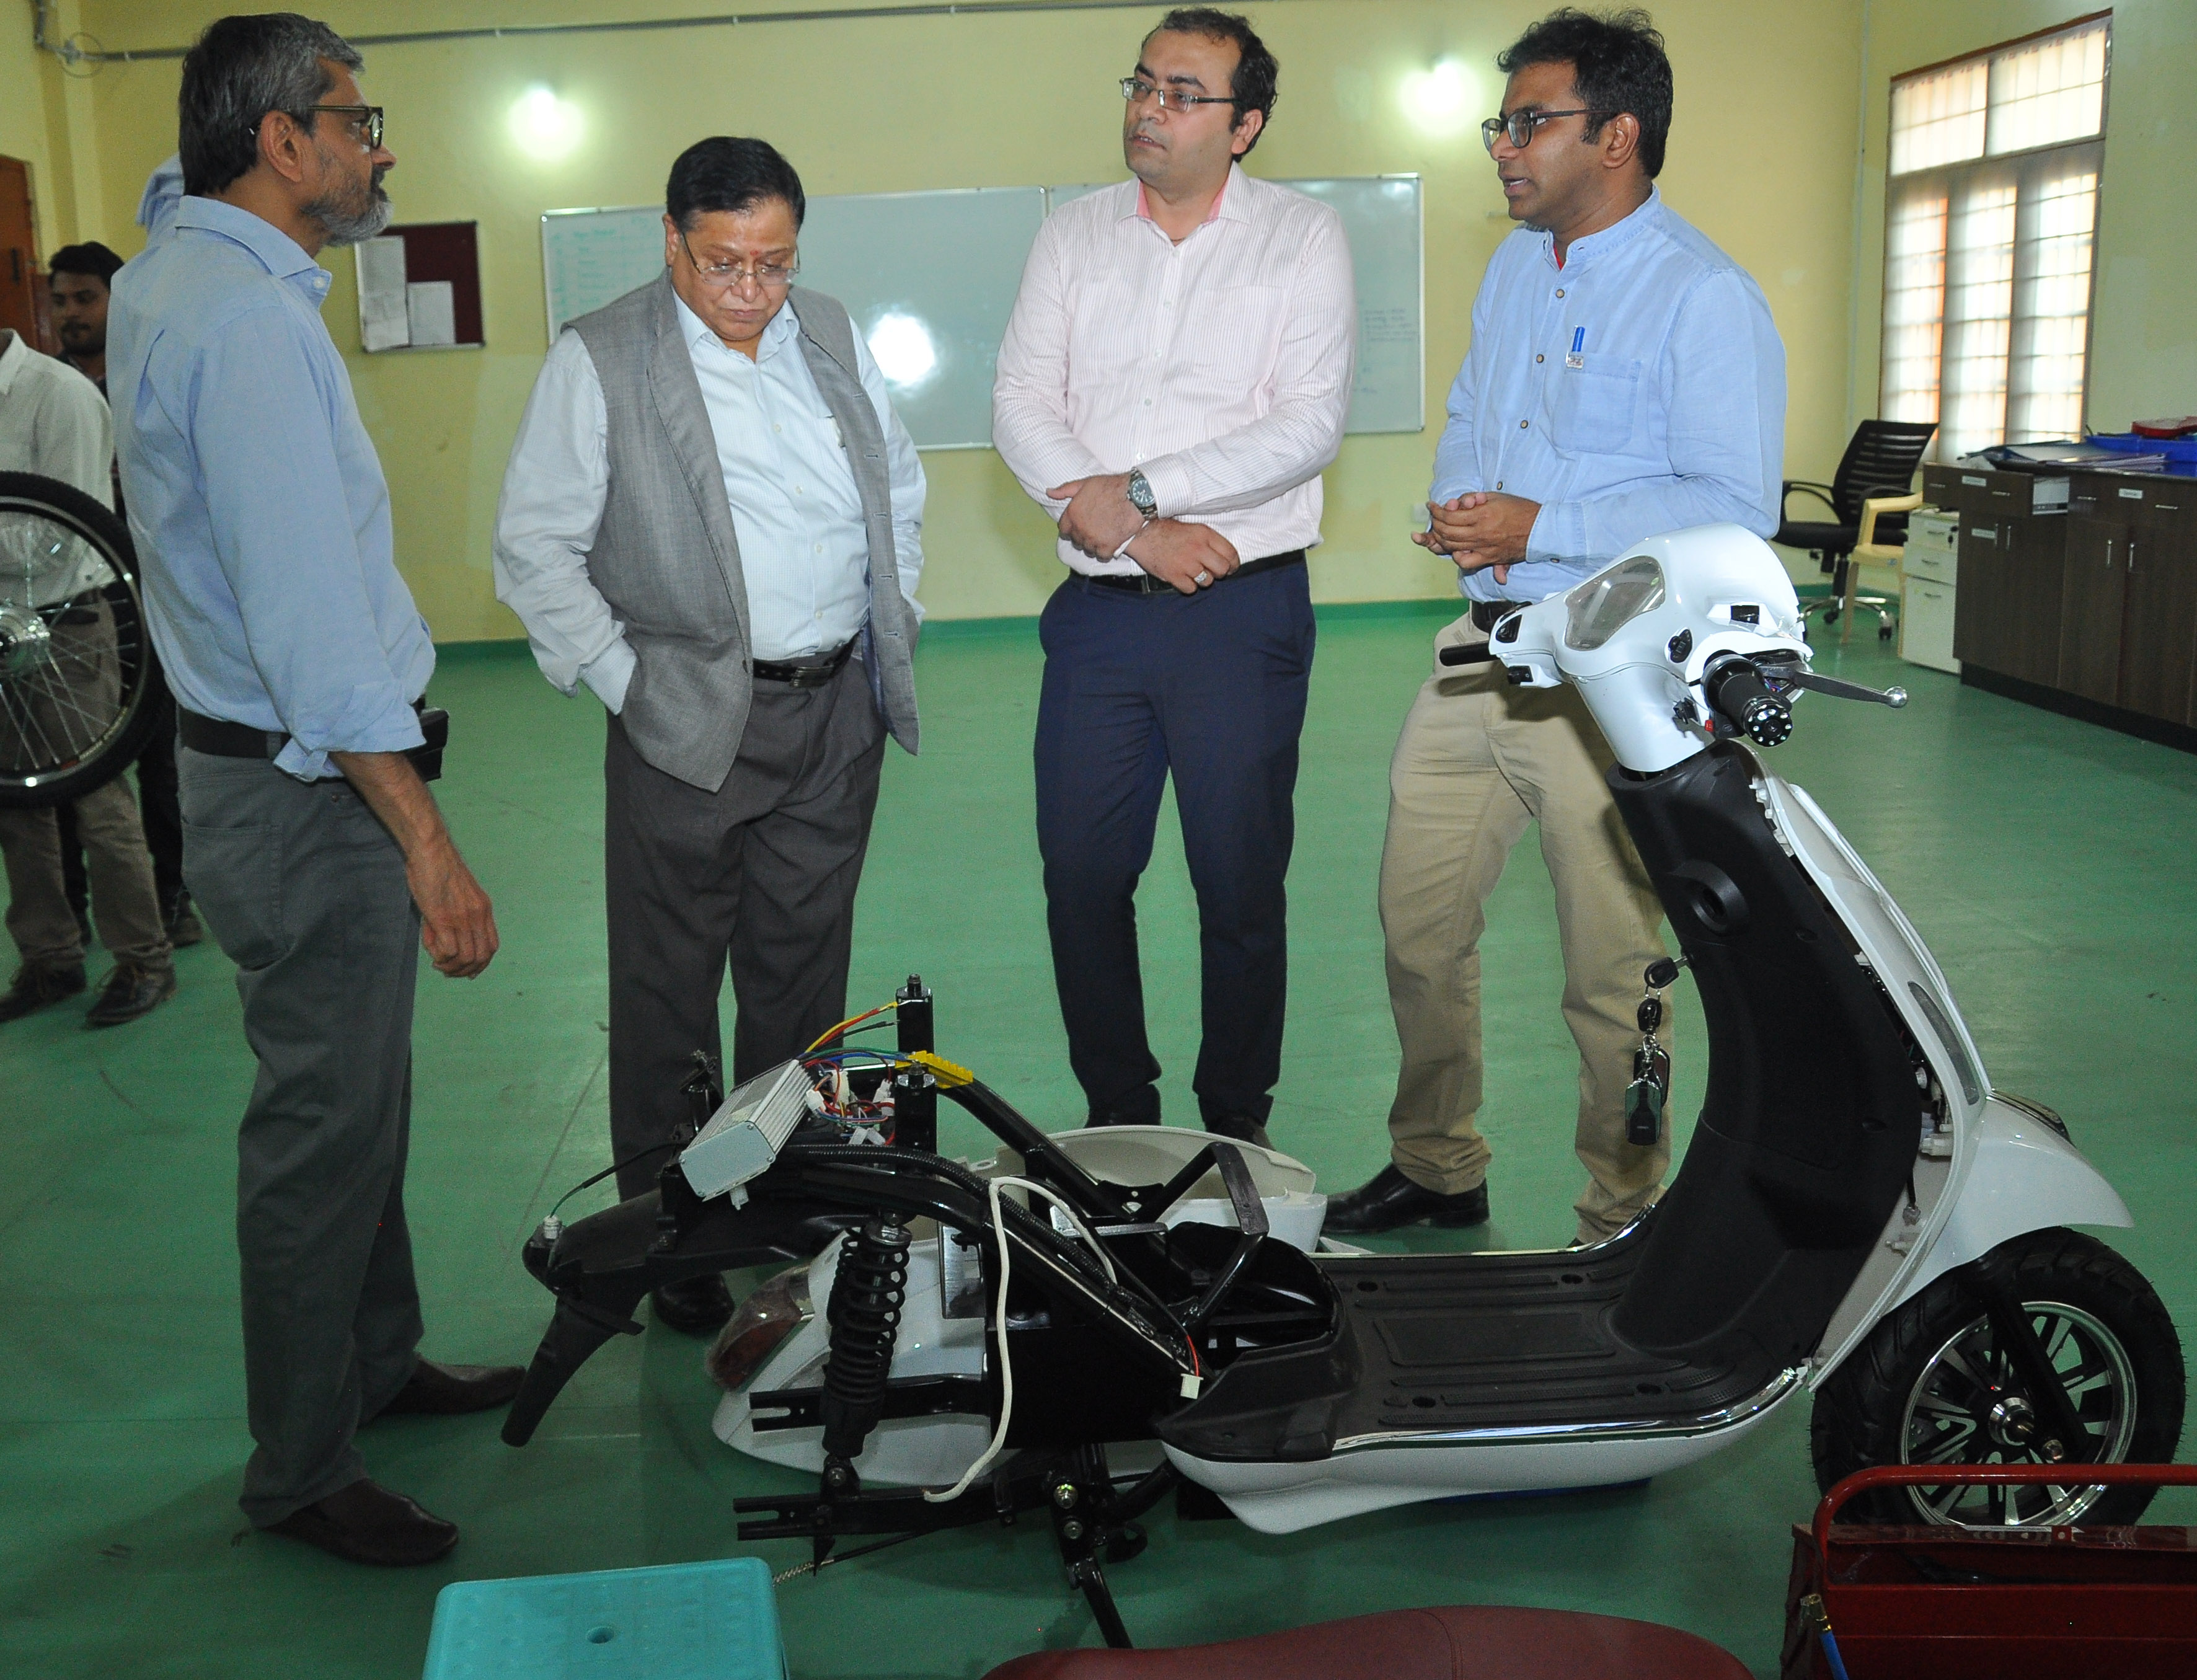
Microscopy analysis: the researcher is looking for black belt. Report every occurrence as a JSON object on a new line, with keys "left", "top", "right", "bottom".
{"left": 1470, "top": 598, "right": 1525, "bottom": 633}
{"left": 179, "top": 700, "right": 448, "bottom": 782}
{"left": 1082, "top": 549, "right": 1306, "bottom": 597}
{"left": 752, "top": 637, "right": 856, "bottom": 689}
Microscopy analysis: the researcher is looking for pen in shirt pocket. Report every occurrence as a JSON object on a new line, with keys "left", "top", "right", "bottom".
{"left": 1565, "top": 326, "right": 1584, "bottom": 369}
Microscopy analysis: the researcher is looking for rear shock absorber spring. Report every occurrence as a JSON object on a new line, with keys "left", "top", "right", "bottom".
{"left": 818, "top": 1216, "right": 913, "bottom": 1463}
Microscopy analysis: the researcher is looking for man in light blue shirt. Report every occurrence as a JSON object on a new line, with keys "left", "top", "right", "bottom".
{"left": 492, "top": 137, "right": 926, "bottom": 1338}
{"left": 1327, "top": 10, "right": 1785, "bottom": 1245}
{"left": 108, "top": 14, "right": 513, "bottom": 1568}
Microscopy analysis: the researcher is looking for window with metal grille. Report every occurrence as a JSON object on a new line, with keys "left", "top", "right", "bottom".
{"left": 1879, "top": 14, "right": 2108, "bottom": 461}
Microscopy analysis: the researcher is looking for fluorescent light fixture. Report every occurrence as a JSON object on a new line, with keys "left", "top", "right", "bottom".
{"left": 1402, "top": 60, "right": 1475, "bottom": 136}
{"left": 509, "top": 86, "right": 583, "bottom": 161}
{"left": 867, "top": 312, "right": 938, "bottom": 387}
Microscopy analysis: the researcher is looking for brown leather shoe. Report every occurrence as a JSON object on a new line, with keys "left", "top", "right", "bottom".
{"left": 82, "top": 962, "right": 177, "bottom": 1028}
{"left": 376, "top": 1358, "right": 524, "bottom": 1417}
{"left": 264, "top": 1477, "right": 458, "bottom": 1567}
{"left": 0, "top": 962, "right": 87, "bottom": 1023}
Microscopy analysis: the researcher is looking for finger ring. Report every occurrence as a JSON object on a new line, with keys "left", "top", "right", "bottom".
{"left": 1195, "top": 570, "right": 1212, "bottom": 586}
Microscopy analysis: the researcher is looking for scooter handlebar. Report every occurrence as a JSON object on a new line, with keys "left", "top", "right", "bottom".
{"left": 1702, "top": 655, "right": 1793, "bottom": 746}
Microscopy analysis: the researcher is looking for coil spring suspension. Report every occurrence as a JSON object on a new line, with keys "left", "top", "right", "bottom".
{"left": 819, "top": 1216, "right": 912, "bottom": 1464}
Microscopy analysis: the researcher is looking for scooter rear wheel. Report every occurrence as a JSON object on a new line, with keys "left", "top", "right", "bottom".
{"left": 1810, "top": 1227, "right": 2185, "bottom": 1526}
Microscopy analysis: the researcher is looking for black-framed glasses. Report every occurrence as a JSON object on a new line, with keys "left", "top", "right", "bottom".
{"left": 678, "top": 229, "right": 798, "bottom": 293}
{"left": 309, "top": 104, "right": 385, "bottom": 148}
{"left": 1481, "top": 107, "right": 1601, "bottom": 153}
{"left": 1120, "top": 76, "right": 1236, "bottom": 115}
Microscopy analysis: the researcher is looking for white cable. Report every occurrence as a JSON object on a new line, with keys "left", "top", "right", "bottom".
{"left": 924, "top": 1175, "right": 1015, "bottom": 1503}
{"left": 997, "top": 1175, "right": 1118, "bottom": 1284}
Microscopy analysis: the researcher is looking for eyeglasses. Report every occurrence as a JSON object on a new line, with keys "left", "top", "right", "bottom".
{"left": 1120, "top": 76, "right": 1237, "bottom": 115}
{"left": 309, "top": 104, "right": 386, "bottom": 149}
{"left": 1481, "top": 107, "right": 1601, "bottom": 153}
{"left": 678, "top": 230, "right": 798, "bottom": 293}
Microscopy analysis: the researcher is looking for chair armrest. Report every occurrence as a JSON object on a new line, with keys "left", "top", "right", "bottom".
{"left": 1780, "top": 480, "right": 1840, "bottom": 519}
{"left": 1856, "top": 492, "right": 1924, "bottom": 549}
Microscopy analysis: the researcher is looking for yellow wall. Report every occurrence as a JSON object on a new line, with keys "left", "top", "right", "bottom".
{"left": 1846, "top": 0, "right": 2197, "bottom": 436}
{"left": 51, "top": 0, "right": 1865, "bottom": 640}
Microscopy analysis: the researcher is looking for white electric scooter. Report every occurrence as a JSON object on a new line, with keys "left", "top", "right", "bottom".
{"left": 510, "top": 525, "right": 2182, "bottom": 1638}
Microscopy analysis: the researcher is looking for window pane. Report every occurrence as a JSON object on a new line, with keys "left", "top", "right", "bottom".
{"left": 1890, "top": 60, "right": 1986, "bottom": 175}
{"left": 1989, "top": 21, "right": 2108, "bottom": 155}
{"left": 1880, "top": 183, "right": 1948, "bottom": 430}
{"left": 1940, "top": 175, "right": 2017, "bottom": 459}
{"left": 2006, "top": 148, "right": 2100, "bottom": 443}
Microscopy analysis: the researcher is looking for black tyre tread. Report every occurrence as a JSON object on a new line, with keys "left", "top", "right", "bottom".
{"left": 0, "top": 471, "right": 156, "bottom": 810}
{"left": 1810, "top": 1227, "right": 2186, "bottom": 1525}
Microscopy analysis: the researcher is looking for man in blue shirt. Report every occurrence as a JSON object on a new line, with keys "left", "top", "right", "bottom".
{"left": 1327, "top": 10, "right": 1785, "bottom": 1244}
{"left": 108, "top": 14, "right": 515, "bottom": 1567}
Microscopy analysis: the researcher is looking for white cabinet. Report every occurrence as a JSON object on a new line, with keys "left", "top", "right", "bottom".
{"left": 1901, "top": 510, "right": 1960, "bottom": 673}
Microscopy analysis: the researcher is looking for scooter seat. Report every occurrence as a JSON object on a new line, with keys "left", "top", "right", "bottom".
{"left": 981, "top": 1605, "right": 1749, "bottom": 1679}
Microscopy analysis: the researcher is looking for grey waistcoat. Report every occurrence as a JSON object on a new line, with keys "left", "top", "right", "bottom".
{"left": 570, "top": 272, "right": 919, "bottom": 792}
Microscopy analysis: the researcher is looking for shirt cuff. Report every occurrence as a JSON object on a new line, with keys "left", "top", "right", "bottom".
{"left": 580, "top": 639, "right": 636, "bottom": 714}
{"left": 1138, "top": 456, "right": 1196, "bottom": 521}
{"left": 1526, "top": 500, "right": 1587, "bottom": 565}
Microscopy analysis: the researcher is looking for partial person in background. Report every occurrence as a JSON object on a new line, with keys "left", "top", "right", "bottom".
{"left": 494, "top": 136, "right": 926, "bottom": 1337}
{"left": 110, "top": 14, "right": 515, "bottom": 1568}
{"left": 46, "top": 241, "right": 201, "bottom": 952}
{"left": 0, "top": 321, "right": 177, "bottom": 1027}
{"left": 992, "top": 7, "right": 1356, "bottom": 1149}
{"left": 1324, "top": 7, "right": 1785, "bottom": 1244}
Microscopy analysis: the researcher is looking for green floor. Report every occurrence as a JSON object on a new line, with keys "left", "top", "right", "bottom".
{"left": 4, "top": 608, "right": 2195, "bottom": 1677}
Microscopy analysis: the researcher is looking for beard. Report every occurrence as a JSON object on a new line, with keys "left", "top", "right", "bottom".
{"left": 307, "top": 156, "right": 394, "bottom": 247}
{"left": 58, "top": 321, "right": 104, "bottom": 354}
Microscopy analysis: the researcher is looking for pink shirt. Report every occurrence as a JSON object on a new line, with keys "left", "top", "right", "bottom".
{"left": 992, "top": 164, "right": 1358, "bottom": 577}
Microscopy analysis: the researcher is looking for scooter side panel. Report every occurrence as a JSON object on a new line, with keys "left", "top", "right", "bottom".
{"left": 1165, "top": 1374, "right": 1805, "bottom": 1534}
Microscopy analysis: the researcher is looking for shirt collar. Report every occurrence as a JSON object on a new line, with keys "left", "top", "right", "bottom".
{"left": 171, "top": 195, "right": 332, "bottom": 302}
{"left": 1129, "top": 161, "right": 1250, "bottom": 231}
{"left": 0, "top": 330, "right": 26, "bottom": 398}
{"left": 673, "top": 290, "right": 802, "bottom": 360}
{"left": 1540, "top": 185, "right": 1663, "bottom": 273}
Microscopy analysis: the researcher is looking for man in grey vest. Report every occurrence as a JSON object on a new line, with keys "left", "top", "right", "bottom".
{"left": 494, "top": 137, "right": 924, "bottom": 1335}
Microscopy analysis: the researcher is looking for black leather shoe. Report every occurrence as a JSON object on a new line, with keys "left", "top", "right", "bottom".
{"left": 1203, "top": 1113, "right": 1274, "bottom": 1151}
{"left": 265, "top": 1477, "right": 458, "bottom": 1567}
{"left": 166, "top": 893, "right": 205, "bottom": 948}
{"left": 376, "top": 1358, "right": 524, "bottom": 1417}
{"left": 653, "top": 1273, "right": 735, "bottom": 1335}
{"left": 0, "top": 962, "right": 87, "bottom": 1023}
{"left": 83, "top": 962, "right": 177, "bottom": 1028}
{"left": 1324, "top": 1165, "right": 1489, "bottom": 1234}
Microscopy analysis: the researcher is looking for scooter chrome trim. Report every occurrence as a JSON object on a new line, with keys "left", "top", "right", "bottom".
{"left": 1325, "top": 1363, "right": 1810, "bottom": 1454}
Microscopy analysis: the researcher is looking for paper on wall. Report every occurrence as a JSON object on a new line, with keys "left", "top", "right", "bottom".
{"left": 406, "top": 280, "right": 458, "bottom": 347}
{"left": 357, "top": 236, "right": 410, "bottom": 352}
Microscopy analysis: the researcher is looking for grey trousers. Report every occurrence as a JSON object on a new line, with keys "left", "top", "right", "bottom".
{"left": 177, "top": 746, "right": 424, "bottom": 1525}
{"left": 606, "top": 660, "right": 887, "bottom": 1199}
{"left": 0, "top": 601, "right": 171, "bottom": 971}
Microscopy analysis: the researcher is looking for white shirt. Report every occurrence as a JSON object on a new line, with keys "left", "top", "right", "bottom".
{"left": 992, "top": 164, "right": 1357, "bottom": 577}
{"left": 0, "top": 329, "right": 117, "bottom": 605}
{"left": 493, "top": 293, "right": 926, "bottom": 712}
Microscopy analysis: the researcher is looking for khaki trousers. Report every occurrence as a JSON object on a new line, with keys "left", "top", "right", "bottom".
{"left": 1378, "top": 614, "right": 1669, "bottom": 1240}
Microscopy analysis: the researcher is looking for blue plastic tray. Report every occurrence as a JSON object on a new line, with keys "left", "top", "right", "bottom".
{"left": 423, "top": 1557, "right": 786, "bottom": 1680}
{"left": 2092, "top": 430, "right": 2197, "bottom": 464}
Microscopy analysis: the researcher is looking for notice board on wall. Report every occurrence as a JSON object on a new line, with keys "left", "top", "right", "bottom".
{"left": 356, "top": 221, "right": 484, "bottom": 352}
{"left": 536, "top": 174, "right": 1423, "bottom": 446}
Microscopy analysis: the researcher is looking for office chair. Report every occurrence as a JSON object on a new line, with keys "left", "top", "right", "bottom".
{"left": 1777, "top": 420, "right": 1937, "bottom": 638}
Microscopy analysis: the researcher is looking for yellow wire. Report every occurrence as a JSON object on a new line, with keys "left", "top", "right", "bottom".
{"left": 803, "top": 1001, "right": 897, "bottom": 1056}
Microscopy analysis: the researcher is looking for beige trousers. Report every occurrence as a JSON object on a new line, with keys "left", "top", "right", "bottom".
{"left": 1378, "top": 614, "right": 1670, "bottom": 1241}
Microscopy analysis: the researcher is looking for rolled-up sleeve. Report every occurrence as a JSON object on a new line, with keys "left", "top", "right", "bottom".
{"left": 492, "top": 330, "right": 632, "bottom": 707}
{"left": 185, "top": 304, "right": 423, "bottom": 779}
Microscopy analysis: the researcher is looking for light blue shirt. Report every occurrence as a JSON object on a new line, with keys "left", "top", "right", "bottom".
{"left": 492, "top": 291, "right": 926, "bottom": 707}
{"left": 1433, "top": 188, "right": 1786, "bottom": 604}
{"left": 108, "top": 192, "right": 431, "bottom": 780}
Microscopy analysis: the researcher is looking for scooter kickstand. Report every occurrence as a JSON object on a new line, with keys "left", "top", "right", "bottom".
{"left": 1050, "top": 1446, "right": 1136, "bottom": 1648}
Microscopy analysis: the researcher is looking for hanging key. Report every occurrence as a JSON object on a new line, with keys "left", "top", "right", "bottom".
{"left": 1625, "top": 989, "right": 1670, "bottom": 1147}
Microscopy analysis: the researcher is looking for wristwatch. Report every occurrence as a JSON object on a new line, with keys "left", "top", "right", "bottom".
{"left": 1126, "top": 469, "right": 1158, "bottom": 519}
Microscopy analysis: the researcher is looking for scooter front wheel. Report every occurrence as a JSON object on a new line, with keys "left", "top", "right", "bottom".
{"left": 1810, "top": 1227, "right": 2186, "bottom": 1527}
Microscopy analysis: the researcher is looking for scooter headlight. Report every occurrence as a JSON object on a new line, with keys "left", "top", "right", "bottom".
{"left": 1563, "top": 556, "right": 1666, "bottom": 651}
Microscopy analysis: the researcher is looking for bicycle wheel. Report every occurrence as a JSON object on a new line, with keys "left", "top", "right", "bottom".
{"left": 0, "top": 471, "right": 162, "bottom": 810}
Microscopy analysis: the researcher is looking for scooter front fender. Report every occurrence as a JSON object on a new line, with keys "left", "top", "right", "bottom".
{"left": 1885, "top": 1095, "right": 2130, "bottom": 1315}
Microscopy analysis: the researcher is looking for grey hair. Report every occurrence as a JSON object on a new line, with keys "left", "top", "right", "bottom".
{"left": 179, "top": 14, "right": 363, "bottom": 197}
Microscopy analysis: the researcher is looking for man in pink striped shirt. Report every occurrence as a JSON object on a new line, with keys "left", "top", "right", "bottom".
{"left": 993, "top": 7, "right": 1356, "bottom": 1147}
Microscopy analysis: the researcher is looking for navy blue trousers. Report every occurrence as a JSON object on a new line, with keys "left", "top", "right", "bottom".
{"left": 1034, "top": 564, "right": 1316, "bottom": 1129}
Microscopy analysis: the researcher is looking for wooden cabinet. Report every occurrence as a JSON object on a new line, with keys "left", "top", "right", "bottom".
{"left": 2057, "top": 518, "right": 2126, "bottom": 704}
{"left": 2118, "top": 526, "right": 2197, "bottom": 725}
{"left": 1952, "top": 510, "right": 2064, "bottom": 684}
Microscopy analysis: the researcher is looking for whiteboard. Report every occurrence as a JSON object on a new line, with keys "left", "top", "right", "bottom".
{"left": 537, "top": 174, "right": 1421, "bottom": 448}
{"left": 1046, "top": 175, "right": 1425, "bottom": 435}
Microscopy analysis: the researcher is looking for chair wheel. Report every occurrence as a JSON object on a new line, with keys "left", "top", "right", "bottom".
{"left": 1879, "top": 624, "right": 1894, "bottom": 641}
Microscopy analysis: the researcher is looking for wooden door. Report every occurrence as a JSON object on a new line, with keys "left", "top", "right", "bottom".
{"left": 2117, "top": 530, "right": 2197, "bottom": 724}
{"left": 0, "top": 157, "right": 42, "bottom": 348}
{"left": 2056, "top": 516, "right": 2126, "bottom": 704}
{"left": 1953, "top": 518, "right": 2010, "bottom": 670}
